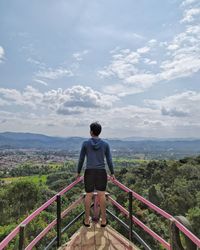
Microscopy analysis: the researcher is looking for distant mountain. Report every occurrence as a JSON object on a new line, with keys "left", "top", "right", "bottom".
{"left": 0, "top": 132, "right": 85, "bottom": 150}
{"left": 122, "top": 136, "right": 200, "bottom": 141}
{"left": 1, "top": 132, "right": 57, "bottom": 141}
{"left": 0, "top": 132, "right": 200, "bottom": 155}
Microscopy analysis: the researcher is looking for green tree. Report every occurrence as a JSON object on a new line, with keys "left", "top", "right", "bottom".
{"left": 6, "top": 180, "right": 41, "bottom": 218}
{"left": 187, "top": 207, "right": 200, "bottom": 238}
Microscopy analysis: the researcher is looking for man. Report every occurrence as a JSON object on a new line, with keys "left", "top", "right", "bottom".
{"left": 76, "top": 122, "right": 115, "bottom": 227}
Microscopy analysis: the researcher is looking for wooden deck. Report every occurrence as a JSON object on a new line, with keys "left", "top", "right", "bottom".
{"left": 59, "top": 222, "right": 139, "bottom": 250}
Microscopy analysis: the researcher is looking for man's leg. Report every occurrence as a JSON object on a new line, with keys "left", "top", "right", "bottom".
{"left": 97, "top": 191, "right": 106, "bottom": 224}
{"left": 84, "top": 192, "right": 93, "bottom": 224}
{"left": 84, "top": 169, "right": 94, "bottom": 224}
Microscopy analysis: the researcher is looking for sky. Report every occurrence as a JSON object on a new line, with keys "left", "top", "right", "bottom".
{"left": 0, "top": 0, "right": 200, "bottom": 138}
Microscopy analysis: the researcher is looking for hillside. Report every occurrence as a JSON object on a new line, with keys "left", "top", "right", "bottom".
{"left": 0, "top": 132, "right": 200, "bottom": 157}
{"left": 0, "top": 132, "right": 85, "bottom": 150}
{"left": 1, "top": 155, "right": 200, "bottom": 249}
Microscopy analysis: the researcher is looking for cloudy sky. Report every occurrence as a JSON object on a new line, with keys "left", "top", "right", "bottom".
{"left": 0, "top": 0, "right": 200, "bottom": 138}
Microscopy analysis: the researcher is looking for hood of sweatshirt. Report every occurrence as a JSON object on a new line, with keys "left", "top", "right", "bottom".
{"left": 89, "top": 138, "right": 102, "bottom": 150}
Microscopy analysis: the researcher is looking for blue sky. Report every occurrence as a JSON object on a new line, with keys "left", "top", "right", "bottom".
{"left": 0, "top": 0, "right": 200, "bottom": 138}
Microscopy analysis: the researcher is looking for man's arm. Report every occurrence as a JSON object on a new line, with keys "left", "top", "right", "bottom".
{"left": 105, "top": 143, "right": 114, "bottom": 175}
{"left": 77, "top": 142, "right": 86, "bottom": 176}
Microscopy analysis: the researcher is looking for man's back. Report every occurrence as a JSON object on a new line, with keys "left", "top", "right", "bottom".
{"left": 77, "top": 137, "right": 114, "bottom": 174}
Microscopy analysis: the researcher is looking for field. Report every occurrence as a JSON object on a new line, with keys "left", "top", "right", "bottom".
{"left": 1, "top": 174, "right": 47, "bottom": 185}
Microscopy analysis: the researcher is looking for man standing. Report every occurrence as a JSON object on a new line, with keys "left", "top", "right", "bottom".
{"left": 76, "top": 122, "right": 115, "bottom": 227}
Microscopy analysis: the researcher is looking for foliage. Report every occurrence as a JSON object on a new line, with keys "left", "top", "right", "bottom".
{"left": 107, "top": 155, "right": 200, "bottom": 249}
{"left": 1, "top": 155, "right": 200, "bottom": 249}
{"left": 1, "top": 175, "right": 47, "bottom": 185}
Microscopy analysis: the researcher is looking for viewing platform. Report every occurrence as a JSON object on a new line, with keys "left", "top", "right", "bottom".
{"left": 1, "top": 176, "right": 200, "bottom": 250}
{"left": 59, "top": 223, "right": 139, "bottom": 250}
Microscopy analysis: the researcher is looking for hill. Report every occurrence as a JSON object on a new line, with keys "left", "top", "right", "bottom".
{"left": 0, "top": 132, "right": 85, "bottom": 150}
{"left": 0, "top": 132, "right": 200, "bottom": 158}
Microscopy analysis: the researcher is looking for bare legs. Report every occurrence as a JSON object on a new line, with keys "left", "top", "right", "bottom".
{"left": 84, "top": 192, "right": 93, "bottom": 224}
{"left": 97, "top": 191, "right": 106, "bottom": 224}
{"left": 84, "top": 191, "right": 107, "bottom": 225}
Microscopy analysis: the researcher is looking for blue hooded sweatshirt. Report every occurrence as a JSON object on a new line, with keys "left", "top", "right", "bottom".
{"left": 77, "top": 138, "right": 114, "bottom": 174}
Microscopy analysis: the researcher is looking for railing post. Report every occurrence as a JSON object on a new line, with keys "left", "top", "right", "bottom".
{"left": 56, "top": 194, "right": 61, "bottom": 248}
{"left": 19, "top": 224, "right": 26, "bottom": 250}
{"left": 169, "top": 218, "right": 184, "bottom": 250}
{"left": 174, "top": 216, "right": 197, "bottom": 250}
{"left": 129, "top": 191, "right": 133, "bottom": 241}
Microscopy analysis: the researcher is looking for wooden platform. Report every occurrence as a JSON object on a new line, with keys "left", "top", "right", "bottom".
{"left": 59, "top": 222, "right": 139, "bottom": 250}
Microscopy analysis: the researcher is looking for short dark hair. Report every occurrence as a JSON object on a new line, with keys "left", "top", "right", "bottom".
{"left": 90, "top": 122, "right": 102, "bottom": 136}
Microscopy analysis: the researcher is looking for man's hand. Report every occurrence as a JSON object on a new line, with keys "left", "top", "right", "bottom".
{"left": 75, "top": 173, "right": 80, "bottom": 179}
{"left": 110, "top": 174, "right": 115, "bottom": 181}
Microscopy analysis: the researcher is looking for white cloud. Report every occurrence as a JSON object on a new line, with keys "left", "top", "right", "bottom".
{"left": 145, "top": 91, "right": 200, "bottom": 120}
{"left": 36, "top": 67, "right": 73, "bottom": 80}
{"left": 104, "top": 83, "right": 143, "bottom": 96}
{"left": 181, "top": 0, "right": 199, "bottom": 7}
{"left": 0, "top": 88, "right": 24, "bottom": 105}
{"left": 0, "top": 46, "right": 5, "bottom": 62}
{"left": 27, "top": 57, "right": 45, "bottom": 67}
{"left": 137, "top": 46, "right": 150, "bottom": 54}
{"left": 98, "top": 47, "right": 160, "bottom": 95}
{"left": 144, "top": 58, "right": 157, "bottom": 65}
{"left": 160, "top": 55, "right": 200, "bottom": 80}
{"left": 167, "top": 44, "right": 179, "bottom": 50}
{"left": 23, "top": 86, "right": 43, "bottom": 107}
{"left": 0, "top": 86, "right": 43, "bottom": 109}
{"left": 0, "top": 85, "right": 118, "bottom": 115}
{"left": 45, "top": 85, "right": 118, "bottom": 115}
{"left": 33, "top": 79, "right": 48, "bottom": 86}
{"left": 73, "top": 50, "right": 88, "bottom": 61}
{"left": 187, "top": 24, "right": 200, "bottom": 34}
{"left": 125, "top": 73, "right": 159, "bottom": 88}
{"left": 180, "top": 8, "right": 200, "bottom": 23}
{"left": 161, "top": 107, "right": 189, "bottom": 117}
{"left": 0, "top": 98, "right": 10, "bottom": 106}
{"left": 98, "top": 49, "right": 141, "bottom": 81}
{"left": 163, "top": 23, "right": 200, "bottom": 80}
{"left": 147, "top": 39, "right": 157, "bottom": 46}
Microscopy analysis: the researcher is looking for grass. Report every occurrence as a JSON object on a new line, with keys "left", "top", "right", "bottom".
{"left": 114, "top": 158, "right": 149, "bottom": 163}
{"left": 1, "top": 175, "right": 47, "bottom": 184}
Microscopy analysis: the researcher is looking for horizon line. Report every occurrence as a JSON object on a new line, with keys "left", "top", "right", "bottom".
{"left": 1, "top": 131, "right": 200, "bottom": 141}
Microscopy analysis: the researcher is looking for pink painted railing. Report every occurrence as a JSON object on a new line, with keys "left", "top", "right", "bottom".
{"left": 0, "top": 177, "right": 83, "bottom": 250}
{"left": 175, "top": 221, "right": 200, "bottom": 248}
{"left": 108, "top": 196, "right": 171, "bottom": 250}
{"left": 109, "top": 176, "right": 200, "bottom": 249}
{"left": 25, "top": 196, "right": 84, "bottom": 250}
{"left": 111, "top": 178, "right": 172, "bottom": 219}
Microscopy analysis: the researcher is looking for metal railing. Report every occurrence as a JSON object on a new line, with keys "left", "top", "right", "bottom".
{"left": 109, "top": 176, "right": 200, "bottom": 250}
{"left": 0, "top": 177, "right": 84, "bottom": 250}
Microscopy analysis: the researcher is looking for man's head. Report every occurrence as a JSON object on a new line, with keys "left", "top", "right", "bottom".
{"left": 90, "top": 122, "right": 102, "bottom": 137}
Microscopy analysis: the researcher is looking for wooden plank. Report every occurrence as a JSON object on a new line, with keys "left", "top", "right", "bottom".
{"left": 59, "top": 223, "right": 139, "bottom": 250}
